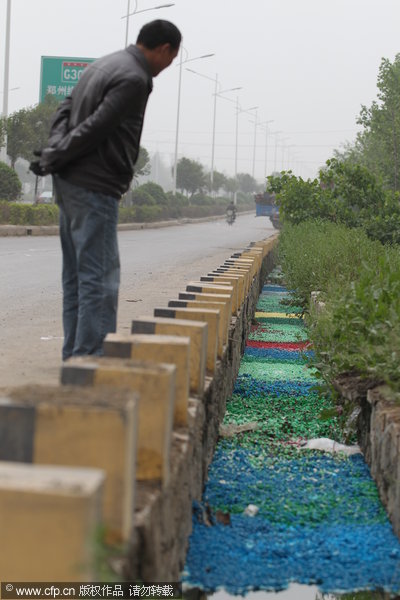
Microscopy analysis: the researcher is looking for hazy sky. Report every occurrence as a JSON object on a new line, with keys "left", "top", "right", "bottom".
{"left": 1, "top": 0, "right": 400, "bottom": 182}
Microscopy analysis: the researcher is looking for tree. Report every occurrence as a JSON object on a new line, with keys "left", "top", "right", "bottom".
{"left": 356, "top": 54, "right": 400, "bottom": 191}
{"left": 223, "top": 176, "right": 239, "bottom": 199}
{"left": 132, "top": 146, "right": 151, "bottom": 182}
{"left": 0, "top": 161, "right": 22, "bottom": 201}
{"left": 206, "top": 170, "right": 227, "bottom": 194}
{"left": 267, "top": 171, "right": 325, "bottom": 225}
{"left": 6, "top": 108, "right": 30, "bottom": 169}
{"left": 0, "top": 117, "right": 5, "bottom": 149}
{"left": 320, "top": 158, "right": 386, "bottom": 226}
{"left": 6, "top": 95, "right": 59, "bottom": 169}
{"left": 26, "top": 94, "right": 59, "bottom": 157}
{"left": 236, "top": 172, "right": 259, "bottom": 193}
{"left": 176, "top": 157, "right": 206, "bottom": 198}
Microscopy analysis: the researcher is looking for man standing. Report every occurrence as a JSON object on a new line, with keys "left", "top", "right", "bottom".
{"left": 30, "top": 20, "right": 181, "bottom": 360}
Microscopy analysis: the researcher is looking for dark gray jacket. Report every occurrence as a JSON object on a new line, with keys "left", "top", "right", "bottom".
{"left": 41, "top": 45, "right": 153, "bottom": 198}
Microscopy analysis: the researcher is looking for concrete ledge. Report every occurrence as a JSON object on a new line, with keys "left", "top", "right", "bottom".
{"left": 0, "top": 224, "right": 60, "bottom": 236}
{"left": 0, "top": 234, "right": 277, "bottom": 581}
{"left": 0, "top": 210, "right": 256, "bottom": 237}
{"left": 123, "top": 242, "right": 276, "bottom": 581}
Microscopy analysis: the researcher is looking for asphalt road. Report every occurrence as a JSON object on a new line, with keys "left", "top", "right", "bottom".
{"left": 0, "top": 213, "right": 275, "bottom": 389}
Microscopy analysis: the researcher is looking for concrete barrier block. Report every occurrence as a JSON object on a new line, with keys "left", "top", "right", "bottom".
{"left": 206, "top": 272, "right": 246, "bottom": 308}
{"left": 0, "top": 386, "right": 137, "bottom": 542}
{"left": 201, "top": 275, "right": 240, "bottom": 313}
{"left": 229, "top": 254, "right": 258, "bottom": 272}
{"left": 251, "top": 235, "right": 279, "bottom": 257}
{"left": 186, "top": 282, "right": 235, "bottom": 317}
{"left": 154, "top": 307, "right": 219, "bottom": 370}
{"left": 248, "top": 241, "right": 268, "bottom": 258}
{"left": 131, "top": 317, "right": 206, "bottom": 397}
{"left": 244, "top": 246, "right": 264, "bottom": 255}
{"left": 169, "top": 300, "right": 227, "bottom": 351}
{"left": 244, "top": 246, "right": 264, "bottom": 258}
{"left": 103, "top": 333, "right": 190, "bottom": 427}
{"left": 224, "top": 258, "right": 254, "bottom": 278}
{"left": 214, "top": 267, "right": 250, "bottom": 294}
{"left": 233, "top": 250, "right": 262, "bottom": 271}
{"left": 176, "top": 292, "right": 232, "bottom": 341}
{"left": 0, "top": 461, "right": 104, "bottom": 581}
{"left": 61, "top": 358, "right": 176, "bottom": 485}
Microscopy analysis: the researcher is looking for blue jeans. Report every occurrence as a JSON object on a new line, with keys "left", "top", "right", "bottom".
{"left": 54, "top": 176, "right": 120, "bottom": 360}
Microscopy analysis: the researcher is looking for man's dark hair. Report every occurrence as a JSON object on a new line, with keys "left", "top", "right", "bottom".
{"left": 137, "top": 20, "right": 181, "bottom": 50}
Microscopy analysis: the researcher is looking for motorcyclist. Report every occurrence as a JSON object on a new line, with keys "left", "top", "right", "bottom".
{"left": 226, "top": 200, "right": 236, "bottom": 216}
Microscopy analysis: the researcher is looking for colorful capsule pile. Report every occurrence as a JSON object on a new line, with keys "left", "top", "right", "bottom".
{"left": 183, "top": 277, "right": 400, "bottom": 595}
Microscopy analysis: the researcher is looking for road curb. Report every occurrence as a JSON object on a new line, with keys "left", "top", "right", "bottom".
{"left": 0, "top": 211, "right": 255, "bottom": 237}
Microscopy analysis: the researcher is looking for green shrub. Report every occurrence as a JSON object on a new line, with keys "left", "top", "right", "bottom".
{"left": 363, "top": 192, "right": 400, "bottom": 245}
{"left": 134, "top": 205, "right": 162, "bottom": 221}
{"left": 162, "top": 205, "right": 182, "bottom": 219}
{"left": 166, "top": 191, "right": 189, "bottom": 207}
{"left": 215, "top": 196, "right": 230, "bottom": 205}
{"left": 0, "top": 201, "right": 59, "bottom": 225}
{"left": 131, "top": 188, "right": 155, "bottom": 206}
{"left": 138, "top": 182, "right": 168, "bottom": 205}
{"left": 180, "top": 205, "right": 226, "bottom": 219}
{"left": 0, "top": 162, "right": 22, "bottom": 201}
{"left": 0, "top": 195, "right": 244, "bottom": 226}
{"left": 31, "top": 204, "right": 59, "bottom": 225}
{"left": 190, "top": 193, "right": 214, "bottom": 206}
{"left": 279, "top": 219, "right": 400, "bottom": 393}
{"left": 268, "top": 172, "right": 331, "bottom": 225}
{"left": 309, "top": 246, "right": 400, "bottom": 392}
{"left": 236, "top": 191, "right": 254, "bottom": 205}
{"left": 118, "top": 206, "right": 137, "bottom": 223}
{"left": 267, "top": 159, "right": 399, "bottom": 244}
{"left": 278, "top": 221, "right": 384, "bottom": 309}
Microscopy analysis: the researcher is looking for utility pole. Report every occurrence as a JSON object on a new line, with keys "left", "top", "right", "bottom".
{"left": 1, "top": 0, "right": 12, "bottom": 163}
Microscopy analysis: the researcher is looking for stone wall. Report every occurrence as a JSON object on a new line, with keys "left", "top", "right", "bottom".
{"left": 334, "top": 378, "right": 400, "bottom": 540}
{"left": 366, "top": 388, "right": 400, "bottom": 537}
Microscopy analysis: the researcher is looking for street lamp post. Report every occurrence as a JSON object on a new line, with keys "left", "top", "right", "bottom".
{"left": 248, "top": 116, "right": 273, "bottom": 180}
{"left": 271, "top": 131, "right": 282, "bottom": 172}
{"left": 172, "top": 47, "right": 214, "bottom": 196}
{"left": 280, "top": 137, "right": 290, "bottom": 170}
{"left": 186, "top": 67, "right": 241, "bottom": 193}
{"left": 286, "top": 144, "right": 295, "bottom": 170}
{"left": 1, "top": 0, "right": 12, "bottom": 162}
{"left": 260, "top": 120, "right": 274, "bottom": 179}
{"left": 211, "top": 73, "right": 218, "bottom": 191}
{"left": 234, "top": 100, "right": 258, "bottom": 204}
{"left": 234, "top": 96, "right": 239, "bottom": 187}
{"left": 122, "top": 1, "right": 175, "bottom": 47}
{"left": 251, "top": 108, "right": 257, "bottom": 179}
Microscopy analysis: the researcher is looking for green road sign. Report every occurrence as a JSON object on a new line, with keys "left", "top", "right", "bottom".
{"left": 40, "top": 56, "right": 96, "bottom": 103}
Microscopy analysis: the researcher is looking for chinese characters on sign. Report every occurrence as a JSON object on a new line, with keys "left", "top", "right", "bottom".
{"left": 40, "top": 56, "right": 96, "bottom": 103}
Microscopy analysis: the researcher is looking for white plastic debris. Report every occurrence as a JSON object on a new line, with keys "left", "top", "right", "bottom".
{"left": 300, "top": 437, "right": 361, "bottom": 455}
{"left": 244, "top": 504, "right": 259, "bottom": 517}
